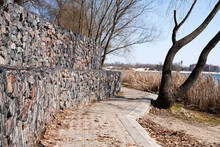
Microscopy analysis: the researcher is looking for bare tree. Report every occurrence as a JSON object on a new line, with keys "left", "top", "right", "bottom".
{"left": 153, "top": 0, "right": 220, "bottom": 109}
{"left": 92, "top": 0, "right": 158, "bottom": 66}
{"left": 31, "top": 0, "right": 158, "bottom": 67}
{"left": 2, "top": 0, "right": 158, "bottom": 67}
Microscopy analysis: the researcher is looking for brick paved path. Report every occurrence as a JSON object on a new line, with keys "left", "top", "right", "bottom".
{"left": 40, "top": 88, "right": 160, "bottom": 147}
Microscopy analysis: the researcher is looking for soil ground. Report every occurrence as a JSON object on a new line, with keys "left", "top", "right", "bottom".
{"left": 138, "top": 105, "right": 220, "bottom": 147}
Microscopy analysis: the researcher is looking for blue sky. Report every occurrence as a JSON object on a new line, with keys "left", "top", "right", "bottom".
{"left": 106, "top": 1, "right": 220, "bottom": 66}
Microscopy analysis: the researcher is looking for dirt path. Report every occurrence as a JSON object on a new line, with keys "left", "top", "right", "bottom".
{"left": 139, "top": 107, "right": 220, "bottom": 147}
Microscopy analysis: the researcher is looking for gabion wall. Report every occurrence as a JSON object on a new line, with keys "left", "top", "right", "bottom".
{"left": 0, "top": 3, "right": 101, "bottom": 70}
{"left": 0, "top": 3, "right": 121, "bottom": 147}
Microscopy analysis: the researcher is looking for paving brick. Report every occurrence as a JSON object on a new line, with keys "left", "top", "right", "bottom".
{"left": 40, "top": 87, "right": 160, "bottom": 147}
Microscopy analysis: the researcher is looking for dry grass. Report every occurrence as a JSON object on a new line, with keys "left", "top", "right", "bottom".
{"left": 183, "top": 75, "right": 220, "bottom": 113}
{"left": 169, "top": 103, "right": 220, "bottom": 126}
{"left": 122, "top": 70, "right": 220, "bottom": 114}
{"left": 122, "top": 71, "right": 161, "bottom": 93}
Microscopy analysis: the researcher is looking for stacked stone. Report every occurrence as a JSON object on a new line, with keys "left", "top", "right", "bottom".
{"left": 0, "top": 68, "right": 121, "bottom": 146}
{"left": 0, "top": 3, "right": 101, "bottom": 70}
{"left": 0, "top": 3, "right": 121, "bottom": 147}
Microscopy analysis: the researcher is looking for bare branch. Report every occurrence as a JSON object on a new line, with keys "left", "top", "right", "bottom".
{"left": 179, "top": 0, "right": 220, "bottom": 46}
{"left": 95, "top": 0, "right": 113, "bottom": 42}
{"left": 172, "top": 0, "right": 197, "bottom": 44}
{"left": 30, "top": 0, "right": 158, "bottom": 66}
{"left": 175, "top": 31, "right": 220, "bottom": 98}
{"left": 178, "top": 0, "right": 197, "bottom": 27}
{"left": 174, "top": 10, "right": 178, "bottom": 26}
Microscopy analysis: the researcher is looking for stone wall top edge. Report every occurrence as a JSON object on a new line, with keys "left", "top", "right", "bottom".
{"left": 0, "top": 2, "right": 98, "bottom": 44}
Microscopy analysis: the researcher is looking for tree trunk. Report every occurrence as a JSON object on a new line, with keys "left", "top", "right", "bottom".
{"left": 152, "top": 44, "right": 181, "bottom": 108}
{"left": 153, "top": 0, "right": 220, "bottom": 109}
{"left": 153, "top": 89, "right": 175, "bottom": 109}
{"left": 154, "top": 31, "right": 220, "bottom": 109}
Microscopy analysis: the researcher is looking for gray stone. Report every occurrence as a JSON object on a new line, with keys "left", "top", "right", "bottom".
{"left": 23, "top": 35, "right": 28, "bottom": 42}
{"left": 22, "top": 42, "right": 26, "bottom": 48}
{"left": 11, "top": 35, "right": 17, "bottom": 42}
{"left": 0, "top": 3, "right": 122, "bottom": 147}
{"left": 17, "top": 32, "right": 22, "bottom": 39}
{"left": 28, "top": 15, "right": 33, "bottom": 23}
{"left": 17, "top": 22, "right": 22, "bottom": 29}
{"left": 11, "top": 26, "right": 18, "bottom": 35}
{"left": 9, "top": 99, "right": 16, "bottom": 116}
{"left": 17, "top": 47, "right": 22, "bottom": 53}
{"left": 28, "top": 76, "right": 35, "bottom": 84}
{"left": 33, "top": 20, "right": 37, "bottom": 26}
{"left": 1, "top": 25, "right": 6, "bottom": 34}
{"left": 0, "top": 56, "right": 5, "bottom": 64}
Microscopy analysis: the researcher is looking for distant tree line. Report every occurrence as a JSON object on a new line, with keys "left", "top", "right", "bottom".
{"left": 105, "top": 62, "right": 189, "bottom": 71}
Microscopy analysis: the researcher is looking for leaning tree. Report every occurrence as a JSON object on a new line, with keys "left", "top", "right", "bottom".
{"left": 153, "top": 0, "right": 220, "bottom": 109}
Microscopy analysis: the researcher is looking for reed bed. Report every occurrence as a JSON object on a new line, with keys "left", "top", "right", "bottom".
{"left": 122, "top": 71, "right": 161, "bottom": 93}
{"left": 122, "top": 70, "right": 220, "bottom": 114}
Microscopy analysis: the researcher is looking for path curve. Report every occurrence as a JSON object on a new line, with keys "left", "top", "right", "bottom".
{"left": 40, "top": 87, "right": 160, "bottom": 147}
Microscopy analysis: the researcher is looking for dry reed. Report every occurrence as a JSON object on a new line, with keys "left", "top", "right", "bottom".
{"left": 122, "top": 71, "right": 161, "bottom": 93}
{"left": 122, "top": 70, "right": 220, "bottom": 114}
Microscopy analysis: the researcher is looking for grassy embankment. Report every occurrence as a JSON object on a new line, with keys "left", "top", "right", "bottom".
{"left": 122, "top": 71, "right": 220, "bottom": 114}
